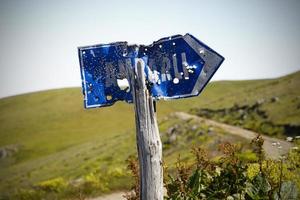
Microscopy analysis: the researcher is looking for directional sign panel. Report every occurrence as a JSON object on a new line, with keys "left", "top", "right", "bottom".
{"left": 78, "top": 42, "right": 136, "bottom": 108}
{"left": 139, "top": 34, "right": 224, "bottom": 99}
{"left": 78, "top": 33, "right": 224, "bottom": 108}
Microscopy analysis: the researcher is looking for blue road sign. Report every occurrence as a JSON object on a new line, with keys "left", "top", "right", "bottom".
{"left": 78, "top": 34, "right": 224, "bottom": 108}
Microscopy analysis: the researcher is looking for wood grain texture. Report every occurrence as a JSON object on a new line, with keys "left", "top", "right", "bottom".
{"left": 128, "top": 59, "right": 163, "bottom": 200}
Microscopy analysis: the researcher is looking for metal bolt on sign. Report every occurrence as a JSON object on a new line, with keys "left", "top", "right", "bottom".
{"left": 78, "top": 33, "right": 224, "bottom": 199}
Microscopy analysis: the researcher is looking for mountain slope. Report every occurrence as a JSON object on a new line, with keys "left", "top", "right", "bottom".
{"left": 0, "top": 70, "right": 299, "bottom": 197}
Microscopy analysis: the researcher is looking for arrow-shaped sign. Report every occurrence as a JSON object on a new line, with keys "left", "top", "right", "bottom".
{"left": 78, "top": 33, "right": 224, "bottom": 108}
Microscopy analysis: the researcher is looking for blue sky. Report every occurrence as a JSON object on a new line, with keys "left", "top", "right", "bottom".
{"left": 0, "top": 0, "right": 299, "bottom": 98}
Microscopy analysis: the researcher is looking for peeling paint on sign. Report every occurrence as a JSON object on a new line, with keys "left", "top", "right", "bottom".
{"left": 78, "top": 33, "right": 224, "bottom": 108}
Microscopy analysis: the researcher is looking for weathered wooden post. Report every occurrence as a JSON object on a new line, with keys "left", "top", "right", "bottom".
{"left": 78, "top": 33, "right": 224, "bottom": 199}
{"left": 131, "top": 59, "right": 163, "bottom": 199}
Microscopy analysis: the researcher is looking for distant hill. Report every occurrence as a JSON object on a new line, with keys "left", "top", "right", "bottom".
{"left": 0, "top": 70, "right": 299, "bottom": 198}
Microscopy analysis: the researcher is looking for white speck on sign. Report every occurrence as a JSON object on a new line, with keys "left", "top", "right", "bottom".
{"left": 173, "top": 78, "right": 179, "bottom": 84}
{"left": 117, "top": 78, "right": 130, "bottom": 90}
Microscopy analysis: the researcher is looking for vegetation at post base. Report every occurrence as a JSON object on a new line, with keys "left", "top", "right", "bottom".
{"left": 124, "top": 135, "right": 300, "bottom": 200}
{"left": 164, "top": 135, "right": 299, "bottom": 199}
{"left": 123, "top": 155, "right": 140, "bottom": 200}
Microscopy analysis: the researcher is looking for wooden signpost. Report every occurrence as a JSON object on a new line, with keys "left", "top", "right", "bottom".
{"left": 78, "top": 33, "right": 224, "bottom": 199}
{"left": 130, "top": 59, "right": 163, "bottom": 199}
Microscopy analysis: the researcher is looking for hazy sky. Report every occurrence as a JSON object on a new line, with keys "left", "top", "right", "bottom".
{"left": 0, "top": 0, "right": 299, "bottom": 98}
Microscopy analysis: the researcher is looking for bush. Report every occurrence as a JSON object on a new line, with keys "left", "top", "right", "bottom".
{"left": 13, "top": 189, "right": 44, "bottom": 200}
{"left": 162, "top": 135, "right": 299, "bottom": 199}
{"left": 80, "top": 172, "right": 109, "bottom": 195}
{"left": 36, "top": 177, "right": 67, "bottom": 193}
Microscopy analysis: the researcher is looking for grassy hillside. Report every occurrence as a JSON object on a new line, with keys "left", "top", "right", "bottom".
{"left": 160, "top": 70, "right": 300, "bottom": 125}
{"left": 0, "top": 71, "right": 299, "bottom": 198}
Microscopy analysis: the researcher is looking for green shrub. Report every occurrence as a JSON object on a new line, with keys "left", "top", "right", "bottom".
{"left": 247, "top": 163, "right": 260, "bottom": 181}
{"left": 36, "top": 177, "right": 67, "bottom": 193}
{"left": 161, "top": 135, "right": 299, "bottom": 199}
{"left": 80, "top": 172, "right": 109, "bottom": 195}
{"left": 13, "top": 188, "right": 44, "bottom": 200}
{"left": 108, "top": 167, "right": 126, "bottom": 178}
{"left": 238, "top": 150, "right": 258, "bottom": 162}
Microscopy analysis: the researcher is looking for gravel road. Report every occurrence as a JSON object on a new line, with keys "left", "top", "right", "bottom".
{"left": 88, "top": 192, "right": 125, "bottom": 200}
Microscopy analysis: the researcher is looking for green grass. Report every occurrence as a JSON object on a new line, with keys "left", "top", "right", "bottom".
{"left": 159, "top": 70, "right": 300, "bottom": 125}
{"left": 159, "top": 115, "right": 251, "bottom": 167}
{"left": 0, "top": 70, "right": 299, "bottom": 198}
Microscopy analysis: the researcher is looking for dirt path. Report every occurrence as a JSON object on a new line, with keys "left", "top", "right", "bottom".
{"left": 88, "top": 192, "right": 125, "bottom": 200}
{"left": 172, "top": 112, "right": 292, "bottom": 159}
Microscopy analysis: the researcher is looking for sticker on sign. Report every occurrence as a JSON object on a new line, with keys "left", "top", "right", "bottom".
{"left": 78, "top": 33, "right": 224, "bottom": 108}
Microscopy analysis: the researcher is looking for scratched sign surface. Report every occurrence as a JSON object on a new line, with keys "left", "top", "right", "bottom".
{"left": 78, "top": 33, "right": 224, "bottom": 108}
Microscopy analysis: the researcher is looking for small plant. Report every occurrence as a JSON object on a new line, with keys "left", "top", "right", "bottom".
{"left": 13, "top": 188, "right": 44, "bottom": 200}
{"left": 191, "top": 147, "right": 214, "bottom": 171}
{"left": 251, "top": 134, "right": 265, "bottom": 171}
{"left": 123, "top": 155, "right": 140, "bottom": 200}
{"left": 36, "top": 177, "right": 67, "bottom": 193}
